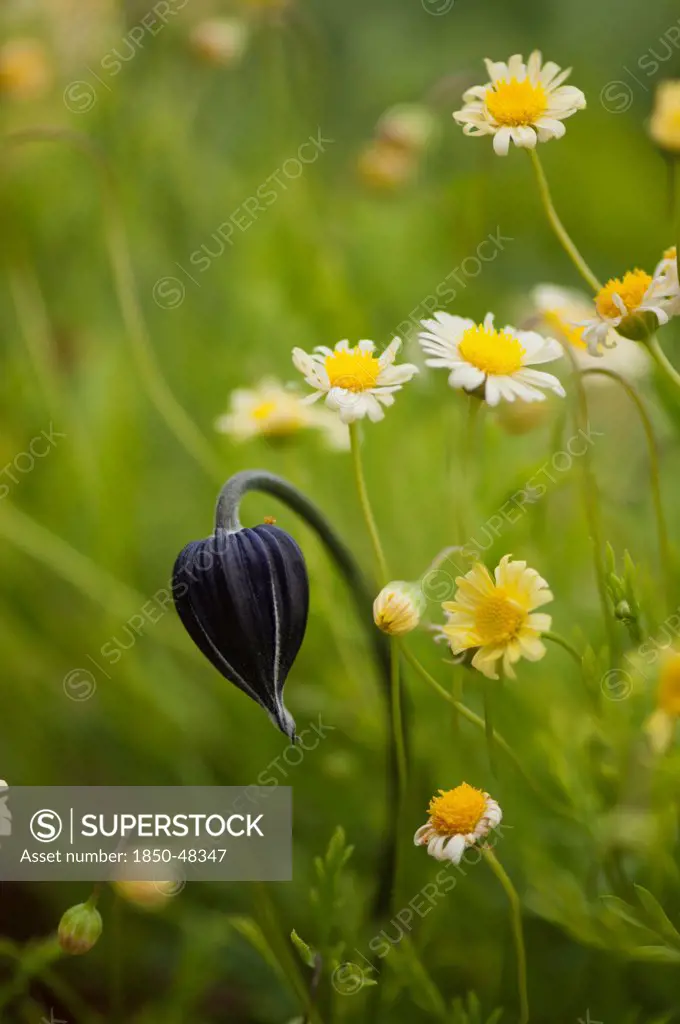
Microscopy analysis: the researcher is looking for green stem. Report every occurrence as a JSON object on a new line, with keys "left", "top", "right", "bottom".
{"left": 402, "top": 648, "right": 577, "bottom": 820}
{"left": 482, "top": 848, "right": 529, "bottom": 1024}
{"left": 483, "top": 677, "right": 497, "bottom": 778}
{"left": 348, "top": 422, "right": 389, "bottom": 583}
{"left": 648, "top": 333, "right": 680, "bottom": 397}
{"left": 391, "top": 640, "right": 408, "bottom": 793}
{"left": 216, "top": 470, "right": 398, "bottom": 921}
{"left": 543, "top": 630, "right": 583, "bottom": 666}
{"left": 528, "top": 149, "right": 601, "bottom": 293}
{"left": 563, "top": 349, "right": 618, "bottom": 659}
{"left": 580, "top": 367, "right": 673, "bottom": 605}
{"left": 3, "top": 128, "right": 223, "bottom": 482}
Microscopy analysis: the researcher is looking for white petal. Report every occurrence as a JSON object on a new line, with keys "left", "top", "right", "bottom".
{"left": 492, "top": 127, "right": 512, "bottom": 156}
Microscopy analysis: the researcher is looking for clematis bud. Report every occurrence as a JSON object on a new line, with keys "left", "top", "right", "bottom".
{"left": 58, "top": 899, "right": 102, "bottom": 955}
{"left": 173, "top": 519, "right": 309, "bottom": 740}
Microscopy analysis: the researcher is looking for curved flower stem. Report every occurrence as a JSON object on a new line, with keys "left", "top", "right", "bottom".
{"left": 348, "top": 422, "right": 389, "bottom": 583}
{"left": 483, "top": 677, "right": 497, "bottom": 778}
{"left": 391, "top": 639, "right": 408, "bottom": 795}
{"left": 482, "top": 848, "right": 529, "bottom": 1024}
{"left": 402, "top": 647, "right": 577, "bottom": 821}
{"left": 563, "top": 349, "right": 618, "bottom": 660}
{"left": 216, "top": 470, "right": 398, "bottom": 920}
{"left": 543, "top": 630, "right": 583, "bottom": 666}
{"left": 528, "top": 149, "right": 601, "bottom": 294}
{"left": 580, "top": 368, "right": 673, "bottom": 604}
{"left": 3, "top": 128, "right": 223, "bottom": 483}
{"left": 647, "top": 333, "right": 680, "bottom": 398}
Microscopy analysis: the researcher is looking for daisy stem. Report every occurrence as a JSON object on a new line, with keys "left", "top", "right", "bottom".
{"left": 401, "top": 648, "right": 577, "bottom": 820}
{"left": 543, "top": 630, "right": 582, "bottom": 665}
{"left": 528, "top": 149, "right": 601, "bottom": 294}
{"left": 483, "top": 678, "right": 497, "bottom": 778}
{"left": 647, "top": 334, "right": 680, "bottom": 396}
{"left": 580, "top": 368, "right": 673, "bottom": 606}
{"left": 348, "top": 422, "right": 390, "bottom": 583}
{"left": 481, "top": 847, "right": 529, "bottom": 1024}
{"left": 391, "top": 639, "right": 408, "bottom": 796}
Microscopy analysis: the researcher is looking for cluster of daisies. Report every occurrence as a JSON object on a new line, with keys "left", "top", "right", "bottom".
{"left": 215, "top": 49, "right": 680, "bottom": 866}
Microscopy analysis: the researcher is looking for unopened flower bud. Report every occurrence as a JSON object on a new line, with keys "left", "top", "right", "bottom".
{"left": 615, "top": 600, "right": 632, "bottom": 621}
{"left": 58, "top": 900, "right": 102, "bottom": 955}
{"left": 373, "top": 582, "right": 424, "bottom": 636}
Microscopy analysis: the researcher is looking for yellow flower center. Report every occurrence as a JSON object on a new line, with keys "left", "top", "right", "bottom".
{"left": 658, "top": 654, "right": 680, "bottom": 717}
{"left": 249, "top": 398, "right": 305, "bottom": 436}
{"left": 325, "top": 348, "right": 381, "bottom": 392}
{"left": 595, "top": 270, "right": 652, "bottom": 320}
{"left": 428, "top": 783, "right": 487, "bottom": 835}
{"left": 542, "top": 310, "right": 587, "bottom": 351}
{"left": 485, "top": 77, "right": 548, "bottom": 126}
{"left": 252, "top": 400, "right": 278, "bottom": 421}
{"left": 458, "top": 324, "right": 525, "bottom": 376}
{"left": 474, "top": 591, "right": 526, "bottom": 645}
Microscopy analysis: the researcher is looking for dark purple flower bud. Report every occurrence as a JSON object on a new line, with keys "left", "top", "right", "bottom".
{"left": 172, "top": 523, "right": 309, "bottom": 740}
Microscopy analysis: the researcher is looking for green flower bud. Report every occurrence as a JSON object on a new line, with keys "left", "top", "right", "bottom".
{"left": 58, "top": 900, "right": 102, "bottom": 955}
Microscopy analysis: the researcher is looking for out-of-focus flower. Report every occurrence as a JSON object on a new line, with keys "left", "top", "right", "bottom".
{"left": 190, "top": 19, "right": 249, "bottom": 67}
{"left": 414, "top": 782, "right": 502, "bottom": 863}
{"left": 373, "top": 581, "right": 425, "bottom": 636}
{"left": 0, "top": 39, "right": 52, "bottom": 101}
{"left": 173, "top": 522, "right": 309, "bottom": 740}
{"left": 649, "top": 81, "right": 680, "bottom": 154}
{"left": 357, "top": 139, "right": 417, "bottom": 190}
{"left": 419, "top": 312, "right": 565, "bottom": 406}
{"left": 454, "top": 51, "right": 585, "bottom": 156}
{"left": 292, "top": 338, "right": 418, "bottom": 424}
{"left": 441, "top": 555, "right": 552, "bottom": 680}
{"left": 582, "top": 268, "right": 676, "bottom": 351}
{"left": 496, "top": 398, "right": 552, "bottom": 435}
{"left": 531, "top": 284, "right": 650, "bottom": 382}
{"left": 215, "top": 378, "right": 348, "bottom": 449}
{"left": 113, "top": 879, "right": 175, "bottom": 910}
{"left": 376, "top": 103, "right": 437, "bottom": 154}
{"left": 644, "top": 651, "right": 680, "bottom": 754}
{"left": 653, "top": 247, "right": 680, "bottom": 318}
{"left": 58, "top": 899, "right": 102, "bottom": 955}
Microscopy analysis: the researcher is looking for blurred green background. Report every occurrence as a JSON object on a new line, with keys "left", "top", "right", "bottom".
{"left": 3, "top": 0, "right": 680, "bottom": 1020}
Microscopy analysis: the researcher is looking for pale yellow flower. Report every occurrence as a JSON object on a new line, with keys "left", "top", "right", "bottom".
{"left": 650, "top": 81, "right": 680, "bottom": 154}
{"left": 454, "top": 51, "right": 585, "bottom": 156}
{"left": 215, "top": 378, "right": 348, "bottom": 448}
{"left": 373, "top": 582, "right": 425, "bottom": 636}
{"left": 644, "top": 650, "right": 680, "bottom": 754}
{"left": 0, "top": 39, "right": 52, "bottom": 101}
{"left": 414, "top": 782, "right": 502, "bottom": 864}
{"left": 442, "top": 555, "right": 553, "bottom": 679}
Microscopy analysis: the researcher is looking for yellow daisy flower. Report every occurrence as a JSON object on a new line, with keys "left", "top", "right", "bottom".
{"left": 454, "top": 51, "right": 585, "bottom": 156}
{"left": 644, "top": 650, "right": 680, "bottom": 754}
{"left": 650, "top": 80, "right": 680, "bottom": 154}
{"left": 442, "top": 555, "right": 553, "bottom": 680}
{"left": 414, "top": 782, "right": 502, "bottom": 863}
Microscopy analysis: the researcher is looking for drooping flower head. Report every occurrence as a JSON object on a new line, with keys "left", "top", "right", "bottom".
{"left": 419, "top": 312, "right": 565, "bottom": 405}
{"left": 531, "top": 284, "right": 649, "bottom": 381}
{"left": 414, "top": 783, "right": 502, "bottom": 864}
{"left": 649, "top": 81, "right": 680, "bottom": 155}
{"left": 292, "top": 338, "right": 418, "bottom": 424}
{"left": 454, "top": 51, "right": 586, "bottom": 156}
{"left": 441, "top": 555, "right": 553, "bottom": 680}
{"left": 215, "top": 378, "right": 348, "bottom": 449}
{"left": 173, "top": 521, "right": 309, "bottom": 740}
{"left": 581, "top": 265, "right": 678, "bottom": 352}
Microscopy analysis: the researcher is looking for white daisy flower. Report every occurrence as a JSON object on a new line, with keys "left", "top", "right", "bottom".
{"left": 215, "top": 378, "right": 349, "bottom": 449}
{"left": 442, "top": 554, "right": 553, "bottom": 681}
{"left": 453, "top": 51, "right": 586, "bottom": 156}
{"left": 581, "top": 267, "right": 677, "bottom": 353}
{"left": 414, "top": 782, "right": 502, "bottom": 864}
{"left": 531, "top": 284, "right": 649, "bottom": 382}
{"left": 292, "top": 338, "right": 418, "bottom": 424}
{"left": 653, "top": 247, "right": 680, "bottom": 317}
{"left": 419, "top": 311, "right": 565, "bottom": 405}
